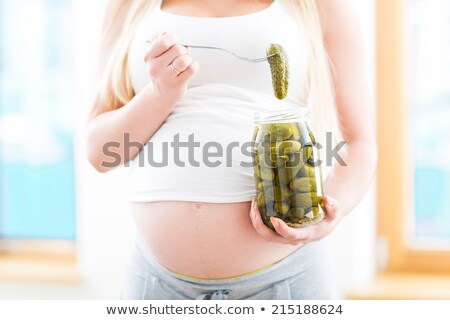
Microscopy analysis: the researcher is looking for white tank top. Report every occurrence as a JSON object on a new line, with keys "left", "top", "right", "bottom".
{"left": 127, "top": 0, "right": 310, "bottom": 202}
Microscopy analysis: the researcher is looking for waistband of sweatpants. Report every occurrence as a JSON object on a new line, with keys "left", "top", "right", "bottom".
{"left": 134, "top": 235, "right": 329, "bottom": 292}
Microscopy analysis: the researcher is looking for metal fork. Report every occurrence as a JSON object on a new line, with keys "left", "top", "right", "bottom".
{"left": 145, "top": 40, "right": 275, "bottom": 63}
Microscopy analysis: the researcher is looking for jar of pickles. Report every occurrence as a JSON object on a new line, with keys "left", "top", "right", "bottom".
{"left": 252, "top": 108, "right": 325, "bottom": 230}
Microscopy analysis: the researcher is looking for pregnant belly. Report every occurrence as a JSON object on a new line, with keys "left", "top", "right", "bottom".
{"left": 130, "top": 201, "right": 303, "bottom": 279}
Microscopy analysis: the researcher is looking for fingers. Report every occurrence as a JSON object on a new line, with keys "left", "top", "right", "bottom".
{"left": 249, "top": 199, "right": 297, "bottom": 245}
{"left": 251, "top": 195, "right": 342, "bottom": 245}
{"left": 145, "top": 32, "right": 198, "bottom": 81}
{"left": 322, "top": 195, "right": 339, "bottom": 221}
{"left": 170, "top": 51, "right": 194, "bottom": 75}
{"left": 178, "top": 60, "right": 199, "bottom": 80}
{"left": 151, "top": 31, "right": 166, "bottom": 41}
{"left": 160, "top": 44, "right": 191, "bottom": 68}
{"left": 270, "top": 217, "right": 311, "bottom": 244}
{"left": 145, "top": 32, "right": 178, "bottom": 59}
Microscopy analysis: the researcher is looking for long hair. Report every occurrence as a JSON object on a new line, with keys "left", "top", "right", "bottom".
{"left": 92, "top": 0, "right": 341, "bottom": 144}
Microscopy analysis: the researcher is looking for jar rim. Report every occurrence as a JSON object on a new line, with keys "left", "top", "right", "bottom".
{"left": 253, "top": 107, "right": 309, "bottom": 124}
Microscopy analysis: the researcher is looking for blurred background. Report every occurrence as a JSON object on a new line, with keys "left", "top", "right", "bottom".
{"left": 0, "top": 0, "right": 449, "bottom": 299}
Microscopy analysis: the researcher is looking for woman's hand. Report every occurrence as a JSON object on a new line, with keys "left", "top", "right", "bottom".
{"left": 249, "top": 195, "right": 343, "bottom": 246}
{"left": 144, "top": 32, "right": 199, "bottom": 104}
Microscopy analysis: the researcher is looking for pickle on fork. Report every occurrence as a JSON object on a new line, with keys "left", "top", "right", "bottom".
{"left": 267, "top": 43, "right": 289, "bottom": 100}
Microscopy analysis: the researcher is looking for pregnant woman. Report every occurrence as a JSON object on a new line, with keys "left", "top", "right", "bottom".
{"left": 87, "top": 0, "right": 376, "bottom": 299}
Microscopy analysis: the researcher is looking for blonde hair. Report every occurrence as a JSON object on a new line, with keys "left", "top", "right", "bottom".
{"left": 94, "top": 0, "right": 341, "bottom": 144}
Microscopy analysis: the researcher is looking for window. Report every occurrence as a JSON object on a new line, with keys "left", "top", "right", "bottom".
{"left": 0, "top": 0, "right": 78, "bottom": 282}
{"left": 0, "top": 0, "right": 76, "bottom": 240}
{"left": 408, "top": 0, "right": 450, "bottom": 242}
{"left": 377, "top": 0, "right": 450, "bottom": 274}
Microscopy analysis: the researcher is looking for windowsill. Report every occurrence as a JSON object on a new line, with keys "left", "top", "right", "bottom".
{"left": 0, "top": 240, "right": 82, "bottom": 284}
{"left": 346, "top": 272, "right": 450, "bottom": 300}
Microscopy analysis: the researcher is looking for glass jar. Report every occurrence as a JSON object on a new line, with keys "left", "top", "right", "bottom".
{"left": 252, "top": 108, "right": 325, "bottom": 230}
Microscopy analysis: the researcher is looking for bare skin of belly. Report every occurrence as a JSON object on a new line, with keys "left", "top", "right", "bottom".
{"left": 130, "top": 201, "right": 303, "bottom": 279}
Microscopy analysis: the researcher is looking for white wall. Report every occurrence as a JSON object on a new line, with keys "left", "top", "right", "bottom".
{"left": 0, "top": 0, "right": 376, "bottom": 299}
{"left": 73, "top": 0, "right": 134, "bottom": 299}
{"left": 327, "top": 0, "right": 377, "bottom": 297}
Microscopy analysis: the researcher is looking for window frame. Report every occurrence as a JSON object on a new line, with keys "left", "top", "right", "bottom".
{"left": 0, "top": 239, "right": 80, "bottom": 283}
{"left": 376, "top": 0, "right": 450, "bottom": 274}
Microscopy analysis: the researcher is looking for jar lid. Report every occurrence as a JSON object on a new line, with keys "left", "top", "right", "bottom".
{"left": 254, "top": 107, "right": 309, "bottom": 124}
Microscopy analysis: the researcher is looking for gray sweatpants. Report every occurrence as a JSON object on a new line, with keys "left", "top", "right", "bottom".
{"left": 120, "top": 236, "right": 338, "bottom": 300}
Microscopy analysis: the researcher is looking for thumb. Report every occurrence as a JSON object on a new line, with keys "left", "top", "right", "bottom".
{"left": 249, "top": 198, "right": 257, "bottom": 220}
{"left": 323, "top": 195, "right": 339, "bottom": 219}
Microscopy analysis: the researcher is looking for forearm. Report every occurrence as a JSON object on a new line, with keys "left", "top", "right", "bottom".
{"left": 323, "top": 139, "right": 377, "bottom": 217}
{"left": 86, "top": 85, "right": 175, "bottom": 172}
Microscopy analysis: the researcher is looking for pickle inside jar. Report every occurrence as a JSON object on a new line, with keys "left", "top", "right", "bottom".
{"left": 252, "top": 122, "right": 324, "bottom": 229}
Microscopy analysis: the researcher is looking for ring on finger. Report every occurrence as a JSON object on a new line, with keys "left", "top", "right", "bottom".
{"left": 170, "top": 62, "right": 182, "bottom": 75}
